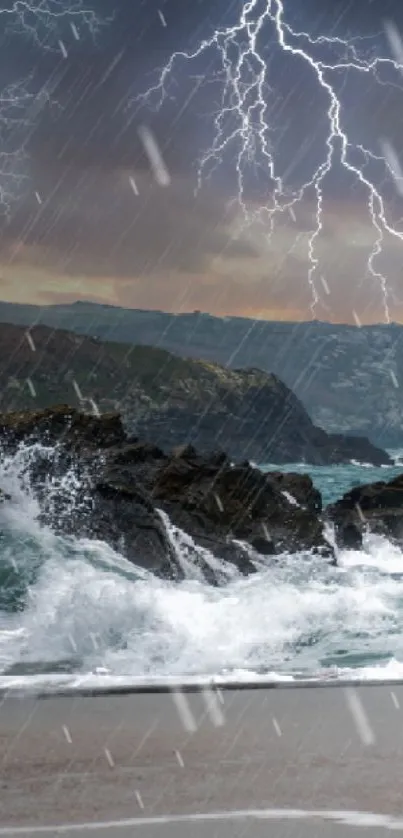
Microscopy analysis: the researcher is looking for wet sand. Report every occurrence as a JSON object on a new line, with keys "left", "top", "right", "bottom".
{"left": 1, "top": 681, "right": 403, "bottom": 830}
{"left": 2, "top": 814, "right": 403, "bottom": 837}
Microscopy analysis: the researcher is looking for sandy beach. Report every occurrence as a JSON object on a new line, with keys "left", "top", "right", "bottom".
{"left": 1, "top": 680, "right": 403, "bottom": 832}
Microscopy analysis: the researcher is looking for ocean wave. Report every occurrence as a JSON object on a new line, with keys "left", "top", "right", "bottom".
{"left": 1, "top": 442, "right": 403, "bottom": 684}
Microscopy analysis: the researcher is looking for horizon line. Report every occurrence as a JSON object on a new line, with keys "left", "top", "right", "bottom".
{"left": 0, "top": 299, "right": 400, "bottom": 328}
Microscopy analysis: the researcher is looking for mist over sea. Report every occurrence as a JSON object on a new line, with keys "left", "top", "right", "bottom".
{"left": 1, "top": 444, "right": 403, "bottom": 689}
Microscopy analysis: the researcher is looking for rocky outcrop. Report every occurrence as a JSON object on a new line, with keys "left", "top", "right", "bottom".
{"left": 149, "top": 445, "right": 325, "bottom": 555}
{"left": 327, "top": 474, "right": 403, "bottom": 550}
{"left": 0, "top": 404, "right": 126, "bottom": 452}
{"left": 0, "top": 323, "right": 392, "bottom": 467}
{"left": 0, "top": 406, "right": 333, "bottom": 583}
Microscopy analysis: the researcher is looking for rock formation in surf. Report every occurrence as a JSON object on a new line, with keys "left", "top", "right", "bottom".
{"left": 327, "top": 475, "right": 403, "bottom": 551}
{"left": 0, "top": 405, "right": 332, "bottom": 582}
{"left": 1, "top": 405, "right": 401, "bottom": 577}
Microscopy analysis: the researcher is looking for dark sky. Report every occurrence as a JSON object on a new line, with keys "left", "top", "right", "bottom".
{"left": 1, "top": 0, "right": 403, "bottom": 323}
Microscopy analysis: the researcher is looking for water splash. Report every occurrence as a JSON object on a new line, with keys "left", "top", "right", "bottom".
{"left": 0, "top": 442, "right": 403, "bottom": 684}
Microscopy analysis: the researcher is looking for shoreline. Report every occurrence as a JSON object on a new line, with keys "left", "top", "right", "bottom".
{"left": 2, "top": 671, "right": 403, "bottom": 697}
{"left": 2, "top": 810, "right": 403, "bottom": 837}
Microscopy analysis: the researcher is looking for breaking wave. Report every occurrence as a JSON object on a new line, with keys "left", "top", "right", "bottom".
{"left": 1, "top": 442, "right": 403, "bottom": 689}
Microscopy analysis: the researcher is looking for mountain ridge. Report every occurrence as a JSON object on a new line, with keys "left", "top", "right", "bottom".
{"left": 0, "top": 300, "right": 402, "bottom": 447}
{"left": 0, "top": 320, "right": 391, "bottom": 466}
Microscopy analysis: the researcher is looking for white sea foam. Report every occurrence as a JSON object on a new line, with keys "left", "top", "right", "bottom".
{"left": 1, "top": 444, "right": 403, "bottom": 685}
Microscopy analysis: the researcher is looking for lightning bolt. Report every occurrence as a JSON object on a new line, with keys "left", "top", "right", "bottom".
{"left": 0, "top": 1, "right": 106, "bottom": 216}
{"left": 3, "top": 1, "right": 106, "bottom": 48}
{"left": 0, "top": 78, "right": 43, "bottom": 217}
{"left": 138, "top": 0, "right": 403, "bottom": 323}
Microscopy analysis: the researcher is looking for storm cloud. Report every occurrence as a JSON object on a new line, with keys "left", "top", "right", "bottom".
{"left": 1, "top": 0, "right": 403, "bottom": 324}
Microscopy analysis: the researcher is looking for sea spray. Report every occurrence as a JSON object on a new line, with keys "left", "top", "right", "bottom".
{"left": 158, "top": 509, "right": 241, "bottom": 584}
{"left": 1, "top": 442, "right": 403, "bottom": 683}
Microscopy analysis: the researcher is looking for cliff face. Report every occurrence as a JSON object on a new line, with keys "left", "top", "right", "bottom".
{"left": 0, "top": 322, "right": 391, "bottom": 466}
{"left": 124, "top": 367, "right": 390, "bottom": 466}
{"left": 0, "top": 302, "right": 401, "bottom": 447}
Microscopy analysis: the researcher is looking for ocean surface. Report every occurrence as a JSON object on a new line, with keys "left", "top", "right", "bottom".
{"left": 1, "top": 443, "right": 403, "bottom": 689}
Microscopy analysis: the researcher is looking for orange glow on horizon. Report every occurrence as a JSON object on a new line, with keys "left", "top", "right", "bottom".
{"left": 0, "top": 259, "right": 401, "bottom": 326}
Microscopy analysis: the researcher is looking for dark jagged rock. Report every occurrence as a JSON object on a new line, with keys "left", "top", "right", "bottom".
{"left": 249, "top": 536, "right": 276, "bottom": 556}
{"left": 83, "top": 479, "right": 180, "bottom": 577}
{"left": 264, "top": 471, "right": 322, "bottom": 513}
{"left": 0, "top": 405, "right": 126, "bottom": 452}
{"left": 151, "top": 456, "right": 326, "bottom": 555}
{"left": 327, "top": 474, "right": 403, "bottom": 549}
{"left": 0, "top": 405, "right": 334, "bottom": 582}
{"left": 337, "top": 521, "right": 363, "bottom": 551}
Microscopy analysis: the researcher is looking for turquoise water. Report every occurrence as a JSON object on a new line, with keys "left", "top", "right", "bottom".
{"left": 1, "top": 444, "right": 403, "bottom": 686}
{"left": 261, "top": 453, "right": 403, "bottom": 506}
